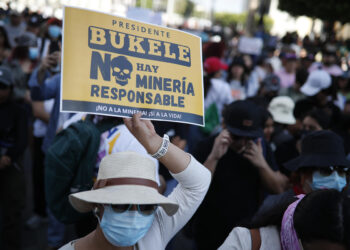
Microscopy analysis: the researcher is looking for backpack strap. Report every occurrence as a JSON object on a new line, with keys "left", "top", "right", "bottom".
{"left": 250, "top": 228, "right": 261, "bottom": 250}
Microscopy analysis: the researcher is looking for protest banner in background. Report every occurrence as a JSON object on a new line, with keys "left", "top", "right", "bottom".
{"left": 61, "top": 7, "right": 204, "bottom": 126}
{"left": 238, "top": 36, "right": 263, "bottom": 55}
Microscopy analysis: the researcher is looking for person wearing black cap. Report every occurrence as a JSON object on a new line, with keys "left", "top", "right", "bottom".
{"left": 253, "top": 130, "right": 350, "bottom": 222}
{"left": 0, "top": 66, "right": 28, "bottom": 249}
{"left": 190, "top": 100, "right": 288, "bottom": 250}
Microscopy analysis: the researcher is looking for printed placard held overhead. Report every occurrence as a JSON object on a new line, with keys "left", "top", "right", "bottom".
{"left": 61, "top": 7, "right": 204, "bottom": 126}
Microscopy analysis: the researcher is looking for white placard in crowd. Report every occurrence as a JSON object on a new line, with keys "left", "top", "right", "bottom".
{"left": 238, "top": 36, "right": 263, "bottom": 55}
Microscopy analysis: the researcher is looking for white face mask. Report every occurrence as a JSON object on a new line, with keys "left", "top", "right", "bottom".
{"left": 96, "top": 205, "right": 155, "bottom": 247}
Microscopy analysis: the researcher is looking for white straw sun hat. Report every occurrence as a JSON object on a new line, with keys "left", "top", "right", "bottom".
{"left": 69, "top": 152, "right": 179, "bottom": 216}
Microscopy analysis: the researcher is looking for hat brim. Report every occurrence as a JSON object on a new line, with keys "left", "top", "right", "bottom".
{"left": 227, "top": 126, "right": 262, "bottom": 138}
{"left": 300, "top": 83, "right": 320, "bottom": 96}
{"left": 69, "top": 185, "right": 179, "bottom": 216}
{"left": 284, "top": 154, "right": 350, "bottom": 171}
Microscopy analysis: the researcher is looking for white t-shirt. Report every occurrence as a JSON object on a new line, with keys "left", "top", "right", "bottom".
{"left": 59, "top": 156, "right": 211, "bottom": 250}
{"left": 205, "top": 78, "right": 233, "bottom": 118}
{"left": 219, "top": 226, "right": 281, "bottom": 250}
{"left": 33, "top": 99, "right": 55, "bottom": 138}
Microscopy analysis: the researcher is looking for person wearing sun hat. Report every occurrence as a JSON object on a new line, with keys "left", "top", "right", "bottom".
{"left": 59, "top": 113, "right": 211, "bottom": 250}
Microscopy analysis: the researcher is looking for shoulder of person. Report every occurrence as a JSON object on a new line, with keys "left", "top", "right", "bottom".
{"left": 58, "top": 240, "right": 75, "bottom": 250}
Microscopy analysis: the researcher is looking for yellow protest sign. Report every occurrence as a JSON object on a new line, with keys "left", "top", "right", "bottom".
{"left": 61, "top": 7, "right": 204, "bottom": 126}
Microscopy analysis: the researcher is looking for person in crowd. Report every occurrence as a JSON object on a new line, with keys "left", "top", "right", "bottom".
{"left": 249, "top": 74, "right": 281, "bottom": 108}
{"left": 276, "top": 53, "right": 297, "bottom": 89}
{"left": 279, "top": 68, "right": 308, "bottom": 102}
{"left": 59, "top": 113, "right": 211, "bottom": 249}
{"left": 38, "top": 17, "right": 62, "bottom": 60}
{"left": 0, "top": 66, "right": 28, "bottom": 250}
{"left": 202, "top": 56, "right": 232, "bottom": 132}
{"left": 260, "top": 109, "right": 279, "bottom": 170}
{"left": 219, "top": 189, "right": 350, "bottom": 250}
{"left": 28, "top": 43, "right": 68, "bottom": 249}
{"left": 226, "top": 56, "right": 259, "bottom": 100}
{"left": 4, "top": 9, "right": 26, "bottom": 48}
{"left": 190, "top": 100, "right": 288, "bottom": 250}
{"left": 309, "top": 46, "right": 343, "bottom": 77}
{"left": 268, "top": 96, "right": 296, "bottom": 147}
{"left": 26, "top": 13, "right": 43, "bottom": 37}
{"left": 187, "top": 56, "right": 232, "bottom": 152}
{"left": 0, "top": 26, "right": 11, "bottom": 64}
{"left": 302, "top": 108, "right": 331, "bottom": 133}
{"left": 25, "top": 98, "right": 54, "bottom": 229}
{"left": 254, "top": 130, "right": 349, "bottom": 222}
{"left": 335, "top": 71, "right": 350, "bottom": 110}
{"left": 4, "top": 31, "right": 38, "bottom": 103}
{"left": 297, "top": 69, "right": 341, "bottom": 129}
{"left": 28, "top": 44, "right": 62, "bottom": 152}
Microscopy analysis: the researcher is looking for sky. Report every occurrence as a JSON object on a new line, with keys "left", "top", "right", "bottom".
{"left": 192, "top": 0, "right": 248, "bottom": 14}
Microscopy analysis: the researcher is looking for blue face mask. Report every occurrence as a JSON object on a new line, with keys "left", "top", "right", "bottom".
{"left": 99, "top": 205, "right": 155, "bottom": 247}
{"left": 311, "top": 170, "right": 347, "bottom": 192}
{"left": 48, "top": 25, "right": 61, "bottom": 39}
{"left": 28, "top": 47, "right": 38, "bottom": 60}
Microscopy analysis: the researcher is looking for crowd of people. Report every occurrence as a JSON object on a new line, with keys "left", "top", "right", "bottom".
{"left": 1, "top": 4, "right": 350, "bottom": 250}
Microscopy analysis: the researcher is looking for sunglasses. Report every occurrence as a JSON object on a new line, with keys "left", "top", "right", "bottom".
{"left": 109, "top": 204, "right": 158, "bottom": 216}
{"left": 316, "top": 166, "right": 349, "bottom": 177}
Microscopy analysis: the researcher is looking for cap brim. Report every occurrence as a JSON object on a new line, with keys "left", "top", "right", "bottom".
{"left": 284, "top": 154, "right": 350, "bottom": 171}
{"left": 271, "top": 113, "right": 296, "bottom": 125}
{"left": 300, "top": 83, "right": 320, "bottom": 96}
{"left": 227, "top": 126, "right": 262, "bottom": 138}
{"left": 69, "top": 185, "right": 179, "bottom": 216}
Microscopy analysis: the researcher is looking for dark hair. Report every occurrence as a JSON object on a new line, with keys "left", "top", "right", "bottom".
{"left": 305, "top": 108, "right": 331, "bottom": 129}
{"left": 11, "top": 46, "right": 29, "bottom": 60}
{"left": 261, "top": 108, "right": 273, "bottom": 128}
{"left": 248, "top": 190, "right": 350, "bottom": 248}
{"left": 226, "top": 56, "right": 247, "bottom": 85}
{"left": 294, "top": 189, "right": 350, "bottom": 247}
{"left": 0, "top": 26, "right": 11, "bottom": 49}
{"left": 295, "top": 68, "right": 308, "bottom": 86}
{"left": 203, "top": 72, "right": 216, "bottom": 98}
{"left": 247, "top": 194, "right": 298, "bottom": 229}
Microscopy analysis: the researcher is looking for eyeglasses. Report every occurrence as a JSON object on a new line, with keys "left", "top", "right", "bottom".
{"left": 317, "top": 166, "right": 349, "bottom": 177}
{"left": 109, "top": 204, "right": 158, "bottom": 216}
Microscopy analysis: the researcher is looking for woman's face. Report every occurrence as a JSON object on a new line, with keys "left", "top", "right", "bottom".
{"left": 303, "top": 116, "right": 322, "bottom": 132}
{"left": 264, "top": 117, "right": 274, "bottom": 142}
{"left": 230, "top": 65, "right": 244, "bottom": 79}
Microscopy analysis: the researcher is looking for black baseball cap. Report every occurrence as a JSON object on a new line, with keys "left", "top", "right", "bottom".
{"left": 223, "top": 100, "right": 263, "bottom": 138}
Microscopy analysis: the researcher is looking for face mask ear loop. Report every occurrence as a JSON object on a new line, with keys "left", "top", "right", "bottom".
{"left": 93, "top": 207, "right": 101, "bottom": 224}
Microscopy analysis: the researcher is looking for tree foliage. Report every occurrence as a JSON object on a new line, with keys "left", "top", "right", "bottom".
{"left": 215, "top": 12, "right": 274, "bottom": 31}
{"left": 175, "top": 0, "right": 195, "bottom": 17}
{"left": 278, "top": 0, "right": 350, "bottom": 23}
